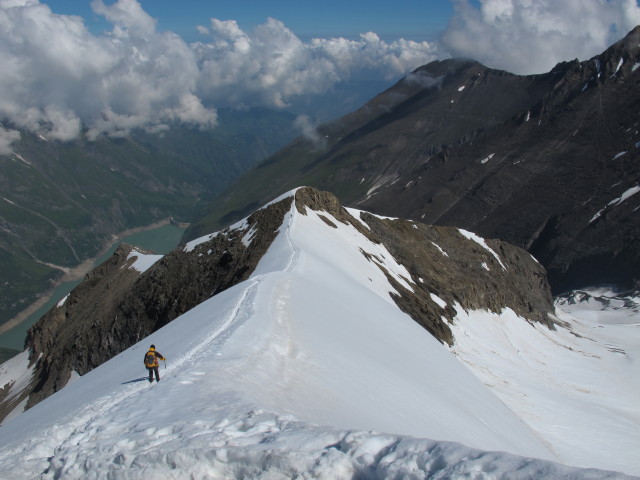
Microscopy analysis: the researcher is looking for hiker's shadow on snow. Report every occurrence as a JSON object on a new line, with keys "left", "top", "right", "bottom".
{"left": 122, "top": 377, "right": 148, "bottom": 385}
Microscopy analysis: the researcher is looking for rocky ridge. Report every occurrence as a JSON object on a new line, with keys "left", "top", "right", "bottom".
{"left": 0, "top": 187, "right": 554, "bottom": 421}
{"left": 189, "top": 27, "right": 640, "bottom": 294}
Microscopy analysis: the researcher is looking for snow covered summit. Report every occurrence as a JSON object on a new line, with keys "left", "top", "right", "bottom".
{"left": 0, "top": 187, "right": 637, "bottom": 478}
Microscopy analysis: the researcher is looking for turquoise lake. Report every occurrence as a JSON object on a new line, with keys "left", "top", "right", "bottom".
{"left": 0, "top": 224, "right": 185, "bottom": 351}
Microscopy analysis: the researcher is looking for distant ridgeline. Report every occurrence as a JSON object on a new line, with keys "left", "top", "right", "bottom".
{"left": 0, "top": 109, "right": 296, "bottom": 331}
{"left": 188, "top": 26, "right": 640, "bottom": 294}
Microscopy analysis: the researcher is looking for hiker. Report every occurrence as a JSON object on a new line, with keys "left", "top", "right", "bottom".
{"left": 144, "top": 344, "right": 165, "bottom": 383}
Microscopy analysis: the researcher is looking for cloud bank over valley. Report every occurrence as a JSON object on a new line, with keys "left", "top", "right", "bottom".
{"left": 0, "top": 0, "right": 638, "bottom": 153}
{"left": 0, "top": 0, "right": 439, "bottom": 152}
{"left": 442, "top": 0, "right": 640, "bottom": 75}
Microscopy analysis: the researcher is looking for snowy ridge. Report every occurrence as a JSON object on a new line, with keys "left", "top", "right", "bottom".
{"left": 184, "top": 189, "right": 300, "bottom": 253}
{"left": 0, "top": 191, "right": 636, "bottom": 478}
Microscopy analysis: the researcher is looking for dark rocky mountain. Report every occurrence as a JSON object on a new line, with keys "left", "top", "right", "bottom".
{"left": 188, "top": 27, "right": 640, "bottom": 294}
{"left": 0, "top": 187, "right": 554, "bottom": 421}
{"left": 0, "top": 109, "right": 296, "bottom": 328}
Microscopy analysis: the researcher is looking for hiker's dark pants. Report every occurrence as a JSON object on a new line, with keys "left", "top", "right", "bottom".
{"left": 147, "top": 366, "right": 160, "bottom": 382}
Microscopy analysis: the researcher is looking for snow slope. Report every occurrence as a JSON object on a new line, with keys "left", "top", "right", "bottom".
{"left": 0, "top": 193, "right": 636, "bottom": 479}
{"left": 450, "top": 297, "right": 640, "bottom": 475}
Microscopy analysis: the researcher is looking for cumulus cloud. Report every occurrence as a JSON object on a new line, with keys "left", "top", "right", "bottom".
{"left": 0, "top": 127, "right": 20, "bottom": 155}
{"left": 193, "top": 18, "right": 440, "bottom": 109}
{"left": 0, "top": 0, "right": 216, "bottom": 147}
{"left": 293, "top": 114, "right": 326, "bottom": 148}
{"left": 91, "top": 0, "right": 156, "bottom": 34}
{"left": 405, "top": 71, "right": 444, "bottom": 89}
{"left": 0, "top": 0, "right": 440, "bottom": 152}
{"left": 441, "top": 0, "right": 640, "bottom": 75}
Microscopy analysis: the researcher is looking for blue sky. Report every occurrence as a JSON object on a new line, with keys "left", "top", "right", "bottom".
{"left": 45, "top": 0, "right": 456, "bottom": 41}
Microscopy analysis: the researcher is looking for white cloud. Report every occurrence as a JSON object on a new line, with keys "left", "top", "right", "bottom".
{"left": 90, "top": 0, "right": 156, "bottom": 35}
{"left": 0, "top": 0, "right": 217, "bottom": 147}
{"left": 441, "top": 0, "right": 640, "bottom": 74}
{"left": 41, "top": 106, "right": 82, "bottom": 141}
{"left": 194, "top": 18, "right": 440, "bottom": 109}
{"left": 0, "top": 126, "right": 20, "bottom": 155}
{"left": 6, "top": 0, "right": 637, "bottom": 155}
{"left": 293, "top": 114, "right": 326, "bottom": 148}
{"left": 0, "top": 1, "right": 440, "bottom": 152}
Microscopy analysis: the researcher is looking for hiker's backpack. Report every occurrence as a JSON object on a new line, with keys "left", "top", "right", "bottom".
{"left": 144, "top": 351, "right": 157, "bottom": 368}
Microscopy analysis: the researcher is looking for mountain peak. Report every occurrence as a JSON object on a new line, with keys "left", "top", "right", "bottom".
{"left": 619, "top": 23, "right": 640, "bottom": 46}
{"left": 194, "top": 27, "right": 640, "bottom": 294}
{"left": 586, "top": 23, "right": 640, "bottom": 79}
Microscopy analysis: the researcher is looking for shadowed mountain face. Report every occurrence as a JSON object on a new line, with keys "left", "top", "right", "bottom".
{"left": 189, "top": 27, "right": 640, "bottom": 294}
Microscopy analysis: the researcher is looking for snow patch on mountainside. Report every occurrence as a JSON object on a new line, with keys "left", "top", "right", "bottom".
{"left": 56, "top": 293, "right": 69, "bottom": 308}
{"left": 241, "top": 224, "right": 259, "bottom": 246}
{"left": 612, "top": 58, "right": 624, "bottom": 77}
{"left": 431, "top": 240, "right": 449, "bottom": 256}
{"left": 364, "top": 173, "right": 400, "bottom": 199}
{"left": 480, "top": 152, "right": 495, "bottom": 164}
{"left": 458, "top": 228, "right": 507, "bottom": 270}
{"left": 127, "top": 249, "right": 162, "bottom": 273}
{"left": 590, "top": 184, "right": 640, "bottom": 222}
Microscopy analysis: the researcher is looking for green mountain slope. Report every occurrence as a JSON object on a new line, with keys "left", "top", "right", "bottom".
{"left": 0, "top": 108, "right": 296, "bottom": 328}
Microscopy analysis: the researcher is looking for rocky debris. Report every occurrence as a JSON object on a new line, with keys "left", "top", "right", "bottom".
{"left": 3, "top": 188, "right": 554, "bottom": 420}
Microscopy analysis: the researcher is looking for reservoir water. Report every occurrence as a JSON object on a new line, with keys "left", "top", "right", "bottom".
{"left": 0, "top": 223, "right": 185, "bottom": 351}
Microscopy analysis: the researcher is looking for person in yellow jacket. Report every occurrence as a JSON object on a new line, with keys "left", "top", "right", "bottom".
{"left": 143, "top": 344, "right": 165, "bottom": 383}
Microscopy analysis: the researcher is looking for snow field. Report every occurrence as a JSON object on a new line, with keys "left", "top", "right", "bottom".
{"left": 0, "top": 350, "right": 34, "bottom": 422}
{"left": 0, "top": 196, "right": 637, "bottom": 479}
{"left": 450, "top": 299, "right": 640, "bottom": 475}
